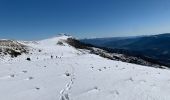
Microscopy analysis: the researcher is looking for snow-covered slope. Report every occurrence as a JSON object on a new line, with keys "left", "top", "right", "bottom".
{"left": 0, "top": 36, "right": 170, "bottom": 100}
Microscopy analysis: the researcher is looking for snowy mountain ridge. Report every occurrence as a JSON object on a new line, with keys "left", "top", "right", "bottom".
{"left": 0, "top": 36, "right": 170, "bottom": 100}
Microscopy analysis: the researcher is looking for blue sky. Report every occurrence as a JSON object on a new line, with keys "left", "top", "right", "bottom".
{"left": 0, "top": 0, "right": 170, "bottom": 40}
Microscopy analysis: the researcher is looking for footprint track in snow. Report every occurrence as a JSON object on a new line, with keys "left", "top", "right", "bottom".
{"left": 59, "top": 66, "right": 75, "bottom": 100}
{"left": 60, "top": 78, "right": 74, "bottom": 100}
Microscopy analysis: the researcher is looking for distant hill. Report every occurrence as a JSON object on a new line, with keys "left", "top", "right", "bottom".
{"left": 81, "top": 33, "right": 170, "bottom": 66}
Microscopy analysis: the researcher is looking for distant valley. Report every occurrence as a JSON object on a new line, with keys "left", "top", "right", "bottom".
{"left": 81, "top": 33, "right": 170, "bottom": 67}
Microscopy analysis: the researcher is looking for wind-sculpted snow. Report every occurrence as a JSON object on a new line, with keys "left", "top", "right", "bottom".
{"left": 0, "top": 36, "right": 170, "bottom": 100}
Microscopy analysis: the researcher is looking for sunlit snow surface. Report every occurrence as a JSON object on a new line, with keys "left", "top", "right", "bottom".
{"left": 0, "top": 36, "right": 170, "bottom": 100}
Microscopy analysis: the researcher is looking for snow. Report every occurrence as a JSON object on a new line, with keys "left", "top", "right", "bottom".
{"left": 0, "top": 36, "right": 170, "bottom": 100}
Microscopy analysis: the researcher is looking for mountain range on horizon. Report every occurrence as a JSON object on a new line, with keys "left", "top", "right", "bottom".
{"left": 81, "top": 33, "right": 170, "bottom": 67}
